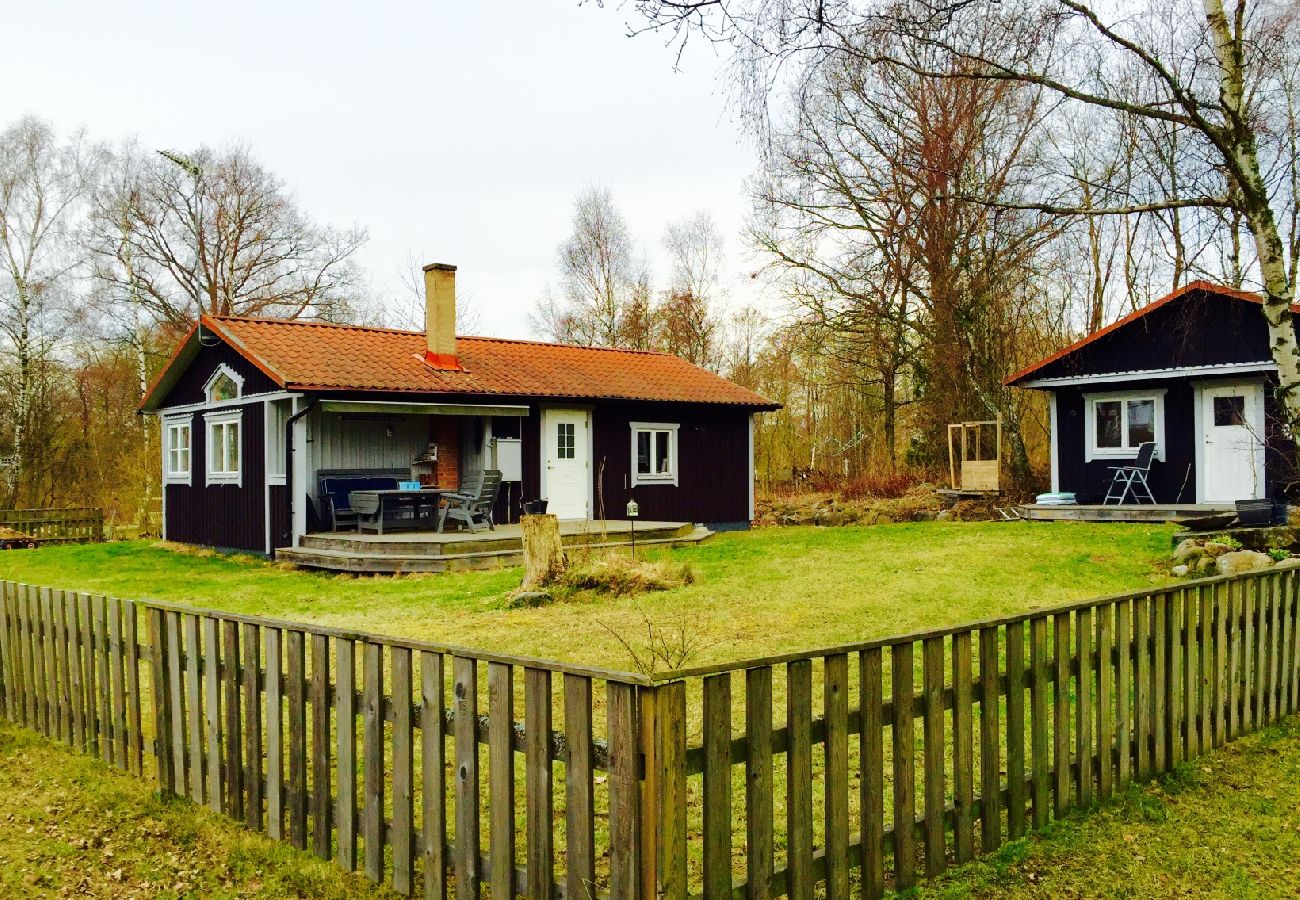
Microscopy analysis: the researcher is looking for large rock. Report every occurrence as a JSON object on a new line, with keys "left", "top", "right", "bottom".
{"left": 1215, "top": 550, "right": 1275, "bottom": 576}
{"left": 1172, "top": 539, "right": 1203, "bottom": 564}
{"left": 1171, "top": 564, "right": 1190, "bottom": 577}
{"left": 1201, "top": 541, "right": 1232, "bottom": 558}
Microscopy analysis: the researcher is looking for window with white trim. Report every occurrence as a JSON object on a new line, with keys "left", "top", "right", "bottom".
{"left": 630, "top": 422, "right": 679, "bottom": 486}
{"left": 204, "top": 364, "right": 244, "bottom": 404}
{"left": 266, "top": 399, "right": 290, "bottom": 482}
{"left": 164, "top": 419, "right": 192, "bottom": 483}
{"left": 1083, "top": 390, "right": 1165, "bottom": 461}
{"left": 206, "top": 410, "right": 243, "bottom": 485}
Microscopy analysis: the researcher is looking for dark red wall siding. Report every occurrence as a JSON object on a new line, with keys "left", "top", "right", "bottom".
{"left": 158, "top": 340, "right": 279, "bottom": 407}
{"left": 269, "top": 484, "right": 290, "bottom": 550}
{"left": 591, "top": 401, "right": 751, "bottom": 526}
{"left": 164, "top": 401, "right": 267, "bottom": 553}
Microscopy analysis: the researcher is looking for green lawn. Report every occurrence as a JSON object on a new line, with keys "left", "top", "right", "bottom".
{"left": 0, "top": 720, "right": 392, "bottom": 898}
{"left": 0, "top": 522, "right": 1176, "bottom": 670}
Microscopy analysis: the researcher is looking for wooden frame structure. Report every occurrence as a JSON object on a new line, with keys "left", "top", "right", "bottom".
{"left": 948, "top": 416, "right": 1003, "bottom": 494}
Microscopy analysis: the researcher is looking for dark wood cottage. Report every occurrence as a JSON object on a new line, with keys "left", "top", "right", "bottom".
{"left": 1006, "top": 281, "right": 1297, "bottom": 505}
{"left": 139, "top": 263, "right": 777, "bottom": 555}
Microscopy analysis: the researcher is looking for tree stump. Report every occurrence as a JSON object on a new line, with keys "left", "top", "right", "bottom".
{"left": 519, "top": 513, "right": 568, "bottom": 590}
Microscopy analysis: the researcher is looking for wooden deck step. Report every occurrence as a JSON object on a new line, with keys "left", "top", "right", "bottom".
{"left": 277, "top": 526, "right": 715, "bottom": 574}
{"left": 300, "top": 521, "right": 696, "bottom": 556}
{"left": 1017, "top": 503, "right": 1233, "bottom": 523}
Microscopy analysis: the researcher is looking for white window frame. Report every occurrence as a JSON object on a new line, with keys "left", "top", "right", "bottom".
{"left": 1083, "top": 388, "right": 1166, "bottom": 462}
{"left": 204, "top": 363, "right": 245, "bottom": 404}
{"left": 265, "top": 398, "right": 290, "bottom": 485}
{"left": 205, "top": 409, "right": 243, "bottom": 486}
{"left": 630, "top": 422, "right": 680, "bottom": 487}
{"left": 163, "top": 417, "right": 193, "bottom": 485}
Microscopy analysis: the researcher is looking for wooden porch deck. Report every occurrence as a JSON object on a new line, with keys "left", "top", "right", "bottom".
{"left": 276, "top": 519, "right": 711, "bottom": 573}
{"left": 1017, "top": 503, "right": 1233, "bottom": 523}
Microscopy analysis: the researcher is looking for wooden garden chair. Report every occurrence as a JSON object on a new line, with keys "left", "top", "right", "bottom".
{"left": 437, "top": 470, "right": 503, "bottom": 533}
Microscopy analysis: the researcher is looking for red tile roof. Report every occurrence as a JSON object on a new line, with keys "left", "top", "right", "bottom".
{"left": 143, "top": 315, "right": 776, "bottom": 409}
{"left": 1004, "top": 280, "right": 1281, "bottom": 386}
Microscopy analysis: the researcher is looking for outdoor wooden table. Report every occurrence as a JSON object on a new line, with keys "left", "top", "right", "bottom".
{"left": 348, "top": 489, "right": 442, "bottom": 535}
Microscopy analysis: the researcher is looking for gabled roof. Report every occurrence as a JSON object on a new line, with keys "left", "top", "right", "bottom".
{"left": 1005, "top": 280, "right": 1286, "bottom": 387}
{"left": 141, "top": 315, "right": 777, "bottom": 411}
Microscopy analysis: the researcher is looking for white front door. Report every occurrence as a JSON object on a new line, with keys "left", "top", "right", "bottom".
{"left": 542, "top": 408, "right": 590, "bottom": 519}
{"left": 1200, "top": 382, "right": 1265, "bottom": 502}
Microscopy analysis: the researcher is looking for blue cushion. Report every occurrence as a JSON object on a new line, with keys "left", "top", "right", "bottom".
{"left": 321, "top": 476, "right": 400, "bottom": 512}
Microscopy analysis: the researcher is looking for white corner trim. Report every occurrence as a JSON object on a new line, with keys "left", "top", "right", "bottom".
{"left": 1082, "top": 388, "right": 1167, "bottom": 463}
{"left": 629, "top": 421, "right": 681, "bottom": 487}
{"left": 204, "top": 408, "right": 244, "bottom": 487}
{"left": 1047, "top": 392, "right": 1059, "bottom": 494}
{"left": 148, "top": 389, "right": 299, "bottom": 417}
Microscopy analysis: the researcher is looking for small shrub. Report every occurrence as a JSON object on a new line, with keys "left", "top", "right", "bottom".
{"left": 1268, "top": 548, "right": 1289, "bottom": 562}
{"left": 559, "top": 553, "right": 693, "bottom": 597}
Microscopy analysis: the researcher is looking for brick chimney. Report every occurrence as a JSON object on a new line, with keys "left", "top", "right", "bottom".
{"left": 422, "top": 262, "right": 461, "bottom": 370}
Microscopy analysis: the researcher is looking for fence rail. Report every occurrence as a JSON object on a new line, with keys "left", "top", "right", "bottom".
{"left": 0, "top": 569, "right": 1297, "bottom": 898}
{"left": 0, "top": 508, "right": 104, "bottom": 543}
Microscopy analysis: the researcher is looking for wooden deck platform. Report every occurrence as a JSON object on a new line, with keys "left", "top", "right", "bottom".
{"left": 1017, "top": 503, "right": 1233, "bottom": 523}
{"left": 276, "top": 519, "right": 711, "bottom": 574}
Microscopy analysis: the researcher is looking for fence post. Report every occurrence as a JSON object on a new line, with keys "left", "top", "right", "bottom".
{"left": 640, "top": 680, "right": 687, "bottom": 900}
{"left": 146, "top": 606, "right": 174, "bottom": 796}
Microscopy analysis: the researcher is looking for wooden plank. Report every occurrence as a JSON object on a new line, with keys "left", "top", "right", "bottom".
{"left": 1268, "top": 575, "right": 1282, "bottom": 723}
{"left": 607, "top": 680, "right": 639, "bottom": 900}
{"left": 921, "top": 637, "right": 946, "bottom": 875}
{"left": 244, "top": 622, "right": 263, "bottom": 832}
{"left": 65, "top": 592, "right": 83, "bottom": 752}
{"left": 487, "top": 661, "right": 515, "bottom": 899}
{"left": 24, "top": 587, "right": 38, "bottom": 731}
{"left": 1115, "top": 598, "right": 1132, "bottom": 789}
{"left": 978, "top": 627, "right": 1001, "bottom": 853}
{"left": 16, "top": 587, "right": 31, "bottom": 729}
{"left": 1005, "top": 621, "right": 1026, "bottom": 840}
{"left": 335, "top": 638, "right": 356, "bottom": 870}
{"left": 0, "top": 584, "right": 13, "bottom": 723}
{"left": 124, "top": 600, "right": 143, "bottom": 776}
{"left": 1242, "top": 581, "right": 1255, "bottom": 734}
{"left": 564, "top": 674, "right": 596, "bottom": 900}
{"left": 311, "top": 633, "right": 331, "bottom": 859}
{"left": 202, "top": 617, "right": 223, "bottom": 814}
{"left": 786, "top": 659, "right": 814, "bottom": 899}
{"left": 266, "top": 628, "right": 284, "bottom": 838}
{"left": 656, "top": 680, "right": 688, "bottom": 900}
{"left": 702, "top": 673, "right": 733, "bottom": 899}
{"left": 1279, "top": 572, "right": 1293, "bottom": 716}
{"left": 860, "top": 648, "right": 885, "bottom": 900}
{"left": 1097, "top": 603, "right": 1113, "bottom": 802}
{"left": 62, "top": 593, "right": 77, "bottom": 748}
{"left": 42, "top": 589, "right": 56, "bottom": 739}
{"left": 222, "top": 619, "right": 243, "bottom": 821}
{"left": 147, "top": 607, "right": 173, "bottom": 794}
{"left": 109, "top": 597, "right": 126, "bottom": 769}
{"left": 95, "top": 597, "right": 111, "bottom": 763}
{"left": 1228, "top": 580, "right": 1242, "bottom": 740}
{"left": 362, "top": 642, "right": 385, "bottom": 883}
{"left": 1168, "top": 589, "right": 1185, "bottom": 765}
{"left": 824, "top": 653, "right": 851, "bottom": 896}
{"left": 165, "top": 611, "right": 186, "bottom": 792}
{"left": 1135, "top": 595, "right": 1152, "bottom": 778}
{"left": 1214, "top": 582, "right": 1228, "bottom": 748}
{"left": 1153, "top": 593, "right": 1168, "bottom": 773}
{"left": 452, "top": 656, "right": 480, "bottom": 898}
{"left": 1053, "top": 613, "right": 1070, "bottom": 818}
{"left": 891, "top": 642, "right": 916, "bottom": 891}
{"left": 1199, "top": 585, "right": 1213, "bottom": 754}
{"left": 952, "top": 634, "right": 974, "bottom": 864}
{"left": 184, "top": 614, "right": 205, "bottom": 803}
{"left": 392, "top": 647, "right": 414, "bottom": 896}
{"left": 745, "top": 665, "right": 774, "bottom": 899}
{"left": 288, "top": 629, "right": 308, "bottom": 851}
{"left": 526, "top": 667, "right": 555, "bottom": 899}
{"left": 53, "top": 591, "right": 68, "bottom": 744}
{"left": 1183, "top": 589, "right": 1198, "bottom": 758}
{"left": 1289, "top": 570, "right": 1300, "bottom": 714}
{"left": 1076, "top": 607, "right": 1093, "bottom": 808}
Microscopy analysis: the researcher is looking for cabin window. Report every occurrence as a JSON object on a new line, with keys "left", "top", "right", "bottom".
{"left": 204, "top": 364, "right": 244, "bottom": 404}
{"left": 164, "top": 419, "right": 192, "bottom": 484}
{"left": 556, "top": 422, "right": 575, "bottom": 460}
{"left": 205, "top": 410, "right": 242, "bottom": 486}
{"left": 266, "top": 399, "right": 291, "bottom": 483}
{"left": 1083, "top": 390, "right": 1165, "bottom": 462}
{"left": 630, "top": 422, "right": 679, "bottom": 486}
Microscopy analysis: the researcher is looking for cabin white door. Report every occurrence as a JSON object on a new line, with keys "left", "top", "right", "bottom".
{"left": 1199, "top": 382, "right": 1266, "bottom": 502}
{"left": 541, "top": 408, "right": 591, "bottom": 519}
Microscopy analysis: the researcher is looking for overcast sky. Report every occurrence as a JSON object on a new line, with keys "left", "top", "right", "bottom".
{"left": 3, "top": 0, "right": 771, "bottom": 337}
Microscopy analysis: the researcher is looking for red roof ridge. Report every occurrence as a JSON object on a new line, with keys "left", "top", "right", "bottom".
{"left": 206, "top": 314, "right": 680, "bottom": 357}
{"left": 1004, "top": 280, "right": 1270, "bottom": 386}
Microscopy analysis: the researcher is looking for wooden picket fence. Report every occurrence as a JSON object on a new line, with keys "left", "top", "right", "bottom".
{"left": 0, "top": 507, "right": 104, "bottom": 543}
{"left": 0, "top": 568, "right": 1297, "bottom": 898}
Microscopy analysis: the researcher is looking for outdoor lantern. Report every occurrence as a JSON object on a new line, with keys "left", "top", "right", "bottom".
{"left": 626, "top": 499, "right": 639, "bottom": 518}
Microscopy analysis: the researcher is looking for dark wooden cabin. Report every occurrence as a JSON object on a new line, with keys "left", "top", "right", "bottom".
{"left": 139, "top": 264, "right": 777, "bottom": 555}
{"left": 1006, "top": 281, "right": 1297, "bottom": 505}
